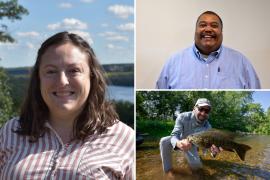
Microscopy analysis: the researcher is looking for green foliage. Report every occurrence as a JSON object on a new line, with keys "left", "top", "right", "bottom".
{"left": 136, "top": 92, "right": 147, "bottom": 118}
{"left": 136, "top": 91, "right": 217, "bottom": 121}
{"left": 0, "top": 1, "right": 29, "bottom": 127}
{"left": 106, "top": 71, "right": 134, "bottom": 86}
{"left": 6, "top": 74, "right": 29, "bottom": 114}
{"left": 103, "top": 63, "right": 134, "bottom": 86}
{"left": 0, "top": 68, "right": 13, "bottom": 127}
{"left": 4, "top": 67, "right": 31, "bottom": 114}
{"left": 254, "top": 106, "right": 270, "bottom": 134}
{"left": 136, "top": 91, "right": 270, "bottom": 135}
{"left": 0, "top": 0, "right": 29, "bottom": 42}
{"left": 137, "top": 119, "right": 174, "bottom": 139}
{"left": 209, "top": 91, "right": 253, "bottom": 131}
{"left": 103, "top": 63, "right": 133, "bottom": 72}
{"left": 266, "top": 107, "right": 270, "bottom": 119}
{"left": 114, "top": 100, "right": 134, "bottom": 128}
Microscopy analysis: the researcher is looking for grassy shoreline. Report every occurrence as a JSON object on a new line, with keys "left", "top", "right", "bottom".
{"left": 137, "top": 119, "right": 174, "bottom": 140}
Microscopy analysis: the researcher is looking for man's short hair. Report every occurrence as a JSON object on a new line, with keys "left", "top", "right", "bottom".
{"left": 196, "top": 11, "right": 223, "bottom": 30}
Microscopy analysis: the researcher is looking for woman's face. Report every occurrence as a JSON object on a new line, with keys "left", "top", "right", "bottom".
{"left": 39, "top": 43, "right": 90, "bottom": 119}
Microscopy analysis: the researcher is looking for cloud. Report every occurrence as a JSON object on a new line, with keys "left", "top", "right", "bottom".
{"left": 80, "top": 0, "right": 94, "bottom": 3}
{"left": 106, "top": 43, "right": 123, "bottom": 49}
{"left": 108, "top": 5, "right": 134, "bottom": 19}
{"left": 59, "top": 3, "right": 73, "bottom": 9}
{"left": 101, "top": 23, "right": 109, "bottom": 28}
{"left": 106, "top": 35, "right": 128, "bottom": 42}
{"left": 69, "top": 30, "right": 93, "bottom": 45}
{"left": 107, "top": 44, "right": 114, "bottom": 49}
{"left": 98, "top": 31, "right": 118, "bottom": 37}
{"left": 98, "top": 31, "right": 129, "bottom": 42}
{"left": 48, "top": 18, "right": 88, "bottom": 30}
{"left": 17, "top": 31, "right": 40, "bottom": 37}
{"left": 47, "top": 23, "right": 61, "bottom": 30}
{"left": 26, "top": 42, "right": 34, "bottom": 49}
{"left": 117, "top": 23, "right": 134, "bottom": 31}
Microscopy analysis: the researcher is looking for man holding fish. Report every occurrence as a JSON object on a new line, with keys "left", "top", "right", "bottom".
{"left": 160, "top": 98, "right": 251, "bottom": 176}
{"left": 160, "top": 98, "right": 216, "bottom": 172}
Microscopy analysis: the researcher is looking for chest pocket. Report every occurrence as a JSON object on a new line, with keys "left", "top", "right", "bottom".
{"left": 216, "top": 66, "right": 242, "bottom": 88}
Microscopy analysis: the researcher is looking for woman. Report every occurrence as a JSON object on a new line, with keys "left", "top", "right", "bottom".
{"left": 0, "top": 32, "right": 134, "bottom": 179}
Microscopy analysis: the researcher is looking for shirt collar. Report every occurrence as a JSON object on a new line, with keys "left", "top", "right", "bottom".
{"left": 193, "top": 44, "right": 222, "bottom": 63}
{"left": 191, "top": 111, "right": 208, "bottom": 127}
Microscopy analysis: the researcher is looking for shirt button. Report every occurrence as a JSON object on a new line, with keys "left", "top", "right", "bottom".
{"left": 205, "top": 75, "right": 208, "bottom": 78}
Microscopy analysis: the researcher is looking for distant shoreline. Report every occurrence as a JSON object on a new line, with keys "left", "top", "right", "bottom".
{"left": 4, "top": 63, "right": 134, "bottom": 87}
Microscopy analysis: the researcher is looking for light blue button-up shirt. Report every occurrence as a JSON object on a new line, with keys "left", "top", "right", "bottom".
{"left": 156, "top": 44, "right": 261, "bottom": 89}
{"left": 170, "top": 111, "right": 211, "bottom": 149}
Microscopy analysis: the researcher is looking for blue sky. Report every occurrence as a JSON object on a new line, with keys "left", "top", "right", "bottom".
{"left": 0, "top": 0, "right": 134, "bottom": 68}
{"left": 252, "top": 91, "right": 270, "bottom": 112}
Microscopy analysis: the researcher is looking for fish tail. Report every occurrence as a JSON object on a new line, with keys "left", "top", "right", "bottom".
{"left": 234, "top": 143, "right": 251, "bottom": 161}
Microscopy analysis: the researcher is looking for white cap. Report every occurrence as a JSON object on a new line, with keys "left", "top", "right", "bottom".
{"left": 195, "top": 98, "right": 211, "bottom": 107}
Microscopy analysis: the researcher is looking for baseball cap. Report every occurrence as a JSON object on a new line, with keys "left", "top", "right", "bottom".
{"left": 195, "top": 98, "right": 211, "bottom": 107}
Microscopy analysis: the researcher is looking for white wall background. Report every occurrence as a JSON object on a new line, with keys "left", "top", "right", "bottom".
{"left": 136, "top": 0, "right": 270, "bottom": 89}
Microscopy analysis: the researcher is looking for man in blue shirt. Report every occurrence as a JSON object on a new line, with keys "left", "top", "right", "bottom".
{"left": 156, "top": 11, "right": 261, "bottom": 89}
{"left": 160, "top": 98, "right": 222, "bottom": 176}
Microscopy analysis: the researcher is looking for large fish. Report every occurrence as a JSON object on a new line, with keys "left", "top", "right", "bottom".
{"left": 187, "top": 129, "right": 251, "bottom": 161}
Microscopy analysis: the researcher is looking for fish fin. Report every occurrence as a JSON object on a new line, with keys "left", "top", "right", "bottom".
{"left": 209, "top": 128, "right": 237, "bottom": 139}
{"left": 234, "top": 143, "right": 251, "bottom": 161}
{"left": 222, "top": 147, "right": 234, "bottom": 152}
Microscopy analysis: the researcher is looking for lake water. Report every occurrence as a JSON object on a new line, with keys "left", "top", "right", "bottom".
{"left": 107, "top": 85, "right": 134, "bottom": 103}
{"left": 137, "top": 135, "right": 270, "bottom": 179}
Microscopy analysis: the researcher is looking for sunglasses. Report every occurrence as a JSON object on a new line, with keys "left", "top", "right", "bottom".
{"left": 197, "top": 107, "right": 211, "bottom": 114}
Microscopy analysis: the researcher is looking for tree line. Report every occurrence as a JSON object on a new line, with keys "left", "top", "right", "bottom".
{"left": 137, "top": 91, "right": 270, "bottom": 135}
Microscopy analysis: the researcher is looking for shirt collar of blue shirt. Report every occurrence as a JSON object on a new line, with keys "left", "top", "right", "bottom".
{"left": 193, "top": 44, "right": 222, "bottom": 63}
{"left": 191, "top": 111, "right": 208, "bottom": 127}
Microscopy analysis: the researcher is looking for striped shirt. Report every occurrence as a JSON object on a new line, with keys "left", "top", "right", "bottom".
{"left": 0, "top": 118, "right": 134, "bottom": 180}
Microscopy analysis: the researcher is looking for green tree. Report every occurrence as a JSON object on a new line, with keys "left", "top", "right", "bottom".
{"left": 209, "top": 91, "right": 253, "bottom": 131}
{"left": 266, "top": 107, "right": 270, "bottom": 119}
{"left": 252, "top": 106, "right": 270, "bottom": 134}
{"left": 114, "top": 100, "right": 134, "bottom": 128}
{"left": 0, "top": 0, "right": 28, "bottom": 127}
{"left": 136, "top": 91, "right": 147, "bottom": 119}
{"left": 0, "top": 0, "right": 29, "bottom": 42}
{"left": 0, "top": 68, "right": 13, "bottom": 126}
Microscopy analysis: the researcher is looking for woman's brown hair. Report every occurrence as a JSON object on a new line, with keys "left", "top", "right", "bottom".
{"left": 16, "top": 31, "right": 119, "bottom": 142}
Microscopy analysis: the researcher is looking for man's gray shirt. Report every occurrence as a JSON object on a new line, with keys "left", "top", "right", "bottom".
{"left": 171, "top": 111, "right": 211, "bottom": 149}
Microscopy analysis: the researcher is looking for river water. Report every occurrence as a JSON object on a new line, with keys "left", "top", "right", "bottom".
{"left": 136, "top": 135, "right": 270, "bottom": 179}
